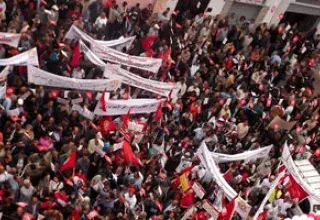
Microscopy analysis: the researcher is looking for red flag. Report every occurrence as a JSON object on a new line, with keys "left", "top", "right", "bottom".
{"left": 218, "top": 197, "right": 236, "bottom": 220}
{"left": 122, "top": 108, "right": 131, "bottom": 126}
{"left": 286, "top": 175, "right": 308, "bottom": 200}
{"left": 257, "top": 210, "right": 268, "bottom": 220}
{"left": 180, "top": 190, "right": 196, "bottom": 208}
{"left": 71, "top": 209, "right": 81, "bottom": 220}
{"left": 70, "top": 43, "right": 81, "bottom": 67}
{"left": 122, "top": 140, "right": 141, "bottom": 166}
{"left": 168, "top": 90, "right": 173, "bottom": 99}
{"left": 99, "top": 117, "right": 116, "bottom": 135}
{"left": 60, "top": 151, "right": 77, "bottom": 172}
{"left": 154, "top": 103, "right": 163, "bottom": 121}
{"left": 100, "top": 89, "right": 107, "bottom": 112}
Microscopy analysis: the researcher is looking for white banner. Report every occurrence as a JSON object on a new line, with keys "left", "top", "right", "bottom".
{"left": 80, "top": 41, "right": 106, "bottom": 68}
{"left": 281, "top": 143, "right": 320, "bottom": 202}
{"left": 28, "top": 65, "right": 121, "bottom": 91}
{"left": 94, "top": 98, "right": 160, "bottom": 116}
{"left": 72, "top": 104, "right": 95, "bottom": 120}
{"left": 197, "top": 142, "right": 252, "bottom": 214}
{"left": 81, "top": 42, "right": 177, "bottom": 97}
{"left": 253, "top": 171, "right": 286, "bottom": 220}
{"left": 0, "top": 32, "right": 21, "bottom": 48}
{"left": 0, "top": 48, "right": 39, "bottom": 66}
{"left": 65, "top": 25, "right": 135, "bottom": 51}
{"left": 0, "top": 83, "right": 6, "bottom": 99}
{"left": 91, "top": 41, "right": 162, "bottom": 73}
{"left": 104, "top": 64, "right": 180, "bottom": 98}
{"left": 211, "top": 145, "right": 273, "bottom": 163}
{"left": 197, "top": 142, "right": 238, "bottom": 200}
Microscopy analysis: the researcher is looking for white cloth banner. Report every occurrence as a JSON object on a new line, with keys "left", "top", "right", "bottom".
{"left": 94, "top": 98, "right": 160, "bottom": 116}
{"left": 104, "top": 64, "right": 181, "bottom": 98}
{"left": 27, "top": 65, "right": 121, "bottom": 91}
{"left": 80, "top": 42, "right": 179, "bottom": 97}
{"left": 72, "top": 104, "right": 95, "bottom": 120}
{"left": 0, "top": 48, "right": 39, "bottom": 66}
{"left": 197, "top": 142, "right": 252, "bottom": 217}
{"left": 211, "top": 145, "right": 273, "bottom": 163}
{"left": 65, "top": 25, "right": 135, "bottom": 51}
{"left": 0, "top": 32, "right": 21, "bottom": 48}
{"left": 281, "top": 142, "right": 320, "bottom": 202}
{"left": 253, "top": 171, "right": 286, "bottom": 220}
{"left": 0, "top": 83, "right": 6, "bottom": 99}
{"left": 197, "top": 142, "right": 238, "bottom": 200}
{"left": 91, "top": 41, "right": 162, "bottom": 73}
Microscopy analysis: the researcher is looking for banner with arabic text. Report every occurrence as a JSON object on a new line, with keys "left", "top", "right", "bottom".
{"left": 211, "top": 145, "right": 273, "bottom": 163}
{"left": 0, "top": 32, "right": 21, "bottom": 48}
{"left": 65, "top": 25, "right": 135, "bottom": 51}
{"left": 0, "top": 48, "right": 39, "bottom": 66}
{"left": 104, "top": 64, "right": 180, "bottom": 98}
{"left": 28, "top": 65, "right": 120, "bottom": 91}
{"left": 91, "top": 41, "right": 162, "bottom": 73}
{"left": 94, "top": 98, "right": 160, "bottom": 116}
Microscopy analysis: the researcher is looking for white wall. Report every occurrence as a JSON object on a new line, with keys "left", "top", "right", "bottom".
{"left": 206, "top": 0, "right": 225, "bottom": 16}
{"left": 261, "top": 0, "right": 283, "bottom": 24}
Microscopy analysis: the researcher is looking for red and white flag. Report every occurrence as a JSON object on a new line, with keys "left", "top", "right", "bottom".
{"left": 99, "top": 116, "right": 116, "bottom": 135}
{"left": 218, "top": 197, "right": 236, "bottom": 220}
{"left": 122, "top": 140, "right": 141, "bottom": 166}
{"left": 99, "top": 89, "right": 107, "bottom": 112}
{"left": 154, "top": 103, "right": 163, "bottom": 121}
{"left": 286, "top": 174, "right": 308, "bottom": 200}
{"left": 60, "top": 151, "right": 77, "bottom": 172}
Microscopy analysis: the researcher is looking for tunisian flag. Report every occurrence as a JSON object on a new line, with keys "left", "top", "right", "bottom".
{"left": 60, "top": 151, "right": 77, "bottom": 172}
{"left": 100, "top": 89, "right": 107, "bottom": 112}
{"left": 218, "top": 197, "right": 236, "bottom": 220}
{"left": 154, "top": 103, "right": 162, "bottom": 121}
{"left": 70, "top": 43, "right": 81, "bottom": 67}
{"left": 122, "top": 140, "right": 141, "bottom": 166}
{"left": 286, "top": 175, "right": 308, "bottom": 200}
{"left": 99, "top": 116, "right": 116, "bottom": 135}
{"left": 122, "top": 108, "right": 131, "bottom": 126}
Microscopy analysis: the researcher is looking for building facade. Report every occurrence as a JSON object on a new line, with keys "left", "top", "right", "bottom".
{"left": 153, "top": 0, "right": 320, "bottom": 33}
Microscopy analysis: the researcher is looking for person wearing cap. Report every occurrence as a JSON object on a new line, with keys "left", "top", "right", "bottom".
{"left": 44, "top": 5, "right": 59, "bottom": 24}
{"left": 122, "top": 187, "right": 137, "bottom": 210}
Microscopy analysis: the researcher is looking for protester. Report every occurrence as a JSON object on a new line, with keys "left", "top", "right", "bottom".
{"left": 0, "top": 0, "right": 319, "bottom": 219}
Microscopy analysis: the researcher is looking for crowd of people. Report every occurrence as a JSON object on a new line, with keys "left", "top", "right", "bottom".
{"left": 0, "top": 0, "right": 320, "bottom": 219}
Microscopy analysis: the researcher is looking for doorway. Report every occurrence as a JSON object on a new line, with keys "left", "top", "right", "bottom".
{"left": 281, "top": 12, "right": 319, "bottom": 32}
{"left": 175, "top": 0, "right": 211, "bottom": 17}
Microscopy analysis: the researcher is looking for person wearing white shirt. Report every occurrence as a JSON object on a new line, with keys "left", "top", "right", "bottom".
{"left": 94, "top": 12, "right": 108, "bottom": 29}
{"left": 49, "top": 176, "right": 64, "bottom": 193}
{"left": 87, "top": 133, "right": 104, "bottom": 155}
{"left": 123, "top": 190, "right": 137, "bottom": 210}
{"left": 72, "top": 66, "right": 85, "bottom": 79}
{"left": 274, "top": 196, "right": 293, "bottom": 216}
